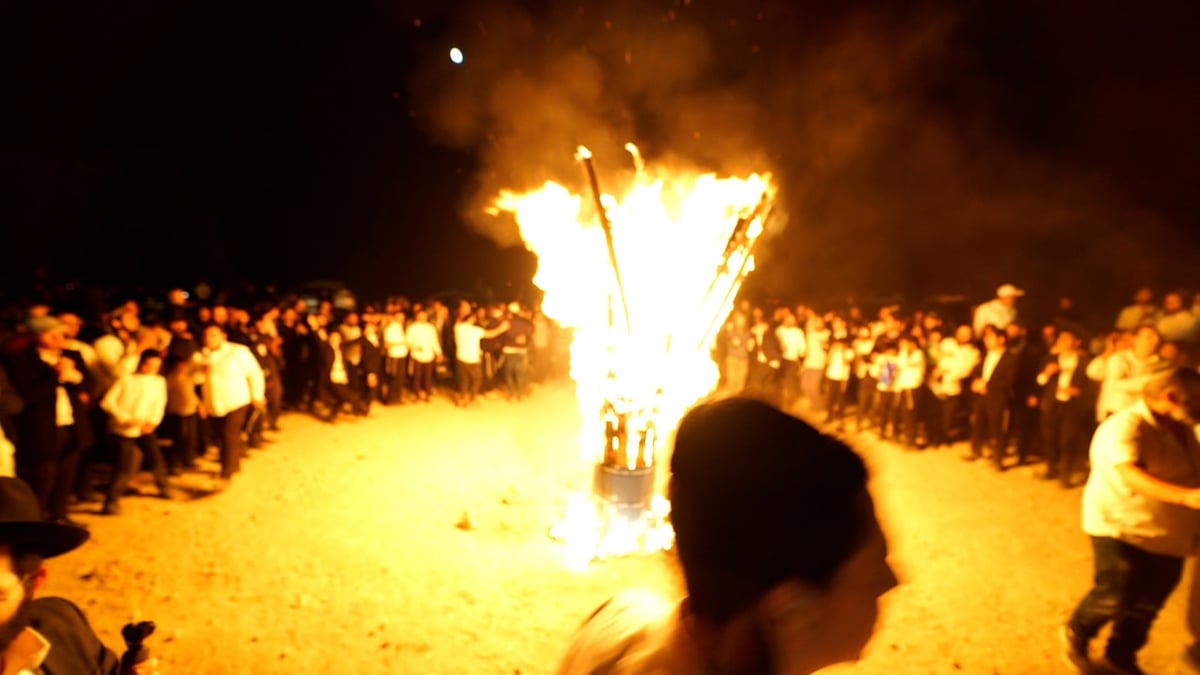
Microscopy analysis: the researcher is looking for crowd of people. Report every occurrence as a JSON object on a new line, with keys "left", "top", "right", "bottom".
{"left": 0, "top": 284, "right": 566, "bottom": 527}
{"left": 2, "top": 279, "right": 1200, "bottom": 674}
{"left": 715, "top": 284, "right": 1200, "bottom": 489}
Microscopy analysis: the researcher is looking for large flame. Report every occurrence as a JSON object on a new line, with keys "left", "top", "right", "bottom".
{"left": 491, "top": 145, "right": 772, "bottom": 564}
{"left": 493, "top": 146, "right": 772, "bottom": 465}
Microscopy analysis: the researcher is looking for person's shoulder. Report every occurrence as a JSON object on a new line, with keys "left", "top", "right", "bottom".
{"left": 30, "top": 596, "right": 94, "bottom": 633}
{"left": 558, "top": 590, "right": 677, "bottom": 675}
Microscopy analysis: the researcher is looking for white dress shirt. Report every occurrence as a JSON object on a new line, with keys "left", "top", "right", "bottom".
{"left": 201, "top": 342, "right": 265, "bottom": 417}
{"left": 101, "top": 373, "right": 167, "bottom": 438}
{"left": 405, "top": 322, "right": 442, "bottom": 364}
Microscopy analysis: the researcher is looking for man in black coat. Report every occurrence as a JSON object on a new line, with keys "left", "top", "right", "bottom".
{"left": 967, "top": 329, "right": 1018, "bottom": 470}
{"left": 0, "top": 476, "right": 156, "bottom": 673}
{"left": 4, "top": 317, "right": 93, "bottom": 526}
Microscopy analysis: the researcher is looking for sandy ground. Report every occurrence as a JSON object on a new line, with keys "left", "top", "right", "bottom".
{"left": 46, "top": 381, "right": 1196, "bottom": 674}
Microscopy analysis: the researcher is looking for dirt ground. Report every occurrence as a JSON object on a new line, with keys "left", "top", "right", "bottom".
{"left": 48, "top": 381, "right": 1196, "bottom": 674}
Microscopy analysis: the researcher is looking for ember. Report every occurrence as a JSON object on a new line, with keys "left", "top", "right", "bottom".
{"left": 491, "top": 145, "right": 773, "bottom": 566}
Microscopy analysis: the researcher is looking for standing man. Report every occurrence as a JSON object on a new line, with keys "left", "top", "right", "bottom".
{"left": 99, "top": 350, "right": 172, "bottom": 514}
{"left": 5, "top": 317, "right": 94, "bottom": 526}
{"left": 199, "top": 324, "right": 265, "bottom": 489}
{"left": 966, "top": 329, "right": 1016, "bottom": 469}
{"left": 405, "top": 310, "right": 442, "bottom": 403}
{"left": 1063, "top": 368, "right": 1200, "bottom": 675}
{"left": 973, "top": 284, "right": 1023, "bottom": 336}
{"left": 500, "top": 302, "right": 533, "bottom": 401}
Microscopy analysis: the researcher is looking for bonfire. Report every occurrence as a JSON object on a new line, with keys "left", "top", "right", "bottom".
{"left": 490, "top": 145, "right": 774, "bottom": 567}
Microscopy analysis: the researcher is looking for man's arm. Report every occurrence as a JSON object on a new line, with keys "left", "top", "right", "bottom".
{"left": 1115, "top": 462, "right": 1200, "bottom": 508}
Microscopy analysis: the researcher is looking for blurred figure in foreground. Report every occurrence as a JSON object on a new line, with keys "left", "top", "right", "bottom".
{"left": 1063, "top": 368, "right": 1200, "bottom": 675}
{"left": 0, "top": 477, "right": 158, "bottom": 673}
{"left": 557, "top": 397, "right": 897, "bottom": 674}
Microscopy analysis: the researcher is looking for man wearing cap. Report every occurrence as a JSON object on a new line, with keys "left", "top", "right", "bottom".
{"left": 0, "top": 476, "right": 157, "bottom": 673}
{"left": 3, "top": 317, "right": 94, "bottom": 527}
{"left": 973, "top": 284, "right": 1024, "bottom": 336}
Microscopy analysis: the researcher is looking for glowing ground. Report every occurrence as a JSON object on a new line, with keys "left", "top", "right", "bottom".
{"left": 47, "top": 383, "right": 1194, "bottom": 673}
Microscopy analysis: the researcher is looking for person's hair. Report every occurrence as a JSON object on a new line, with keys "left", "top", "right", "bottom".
{"left": 138, "top": 349, "right": 162, "bottom": 368}
{"left": 669, "top": 397, "right": 870, "bottom": 625}
{"left": 1144, "top": 366, "right": 1200, "bottom": 401}
{"left": 202, "top": 322, "right": 225, "bottom": 334}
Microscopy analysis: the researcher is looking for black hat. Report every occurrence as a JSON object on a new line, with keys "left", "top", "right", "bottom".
{"left": 0, "top": 478, "right": 89, "bottom": 558}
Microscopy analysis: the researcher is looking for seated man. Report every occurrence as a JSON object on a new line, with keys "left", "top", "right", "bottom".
{"left": 557, "top": 397, "right": 898, "bottom": 674}
{"left": 0, "top": 476, "right": 157, "bottom": 673}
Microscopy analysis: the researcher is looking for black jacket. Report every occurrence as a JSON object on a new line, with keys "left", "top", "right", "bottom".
{"left": 5, "top": 346, "right": 94, "bottom": 462}
{"left": 29, "top": 596, "right": 122, "bottom": 674}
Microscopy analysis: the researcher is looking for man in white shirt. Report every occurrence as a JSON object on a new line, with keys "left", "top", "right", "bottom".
{"left": 99, "top": 350, "right": 172, "bottom": 515}
{"left": 1156, "top": 291, "right": 1200, "bottom": 344}
{"left": 381, "top": 310, "right": 408, "bottom": 404}
{"left": 929, "top": 325, "right": 980, "bottom": 447}
{"left": 199, "top": 324, "right": 265, "bottom": 487}
{"left": 405, "top": 310, "right": 443, "bottom": 403}
{"left": 1064, "top": 368, "right": 1200, "bottom": 675}
{"left": 1087, "top": 326, "right": 1161, "bottom": 422}
{"left": 973, "top": 284, "right": 1023, "bottom": 336}
{"left": 775, "top": 313, "right": 807, "bottom": 410}
{"left": 1115, "top": 288, "right": 1160, "bottom": 332}
{"left": 453, "top": 314, "right": 509, "bottom": 407}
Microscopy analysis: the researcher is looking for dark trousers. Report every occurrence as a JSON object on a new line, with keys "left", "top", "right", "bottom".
{"left": 384, "top": 356, "right": 408, "bottom": 403}
{"left": 210, "top": 405, "right": 249, "bottom": 480}
{"left": 825, "top": 379, "right": 848, "bottom": 423}
{"left": 164, "top": 413, "right": 199, "bottom": 471}
{"left": 1040, "top": 402, "right": 1087, "bottom": 481}
{"left": 895, "top": 388, "right": 918, "bottom": 443}
{"left": 1069, "top": 536, "right": 1184, "bottom": 664}
{"left": 106, "top": 434, "right": 168, "bottom": 506}
{"left": 18, "top": 426, "right": 80, "bottom": 521}
{"left": 780, "top": 361, "right": 801, "bottom": 409}
{"left": 856, "top": 376, "right": 876, "bottom": 429}
{"left": 502, "top": 351, "right": 528, "bottom": 398}
{"left": 322, "top": 382, "right": 361, "bottom": 420}
{"left": 970, "top": 395, "right": 1009, "bottom": 463}
{"left": 458, "top": 361, "right": 483, "bottom": 402}
{"left": 411, "top": 361, "right": 435, "bottom": 399}
{"left": 875, "top": 390, "right": 897, "bottom": 436}
{"left": 929, "top": 394, "right": 962, "bottom": 447}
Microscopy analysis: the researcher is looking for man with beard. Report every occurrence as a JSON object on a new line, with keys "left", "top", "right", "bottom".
{"left": 0, "top": 476, "right": 156, "bottom": 673}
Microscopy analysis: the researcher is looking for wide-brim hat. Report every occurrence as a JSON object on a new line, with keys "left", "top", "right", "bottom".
{"left": 0, "top": 478, "right": 89, "bottom": 558}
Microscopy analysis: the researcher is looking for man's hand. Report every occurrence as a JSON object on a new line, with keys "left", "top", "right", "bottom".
{"left": 1043, "top": 362, "right": 1061, "bottom": 377}
{"left": 1027, "top": 395, "right": 1039, "bottom": 408}
{"left": 971, "top": 379, "right": 986, "bottom": 395}
{"left": 253, "top": 399, "right": 266, "bottom": 410}
{"left": 367, "top": 373, "right": 378, "bottom": 388}
{"left": 141, "top": 423, "right": 156, "bottom": 435}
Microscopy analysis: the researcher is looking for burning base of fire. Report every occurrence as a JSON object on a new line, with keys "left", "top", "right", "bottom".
{"left": 548, "top": 464, "right": 674, "bottom": 570}
{"left": 549, "top": 489, "right": 674, "bottom": 570}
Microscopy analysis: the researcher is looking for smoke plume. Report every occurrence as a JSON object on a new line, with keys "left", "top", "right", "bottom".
{"left": 407, "top": 0, "right": 1200, "bottom": 312}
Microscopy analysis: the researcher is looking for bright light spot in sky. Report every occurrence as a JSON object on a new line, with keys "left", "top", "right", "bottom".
{"left": 449, "top": 47, "right": 464, "bottom": 64}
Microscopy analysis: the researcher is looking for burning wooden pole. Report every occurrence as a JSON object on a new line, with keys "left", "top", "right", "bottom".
{"left": 576, "top": 146, "right": 632, "bottom": 336}
{"left": 697, "top": 205, "right": 774, "bottom": 352}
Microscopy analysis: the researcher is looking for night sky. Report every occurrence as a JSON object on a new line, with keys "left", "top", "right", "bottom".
{"left": 2, "top": 0, "right": 1198, "bottom": 307}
